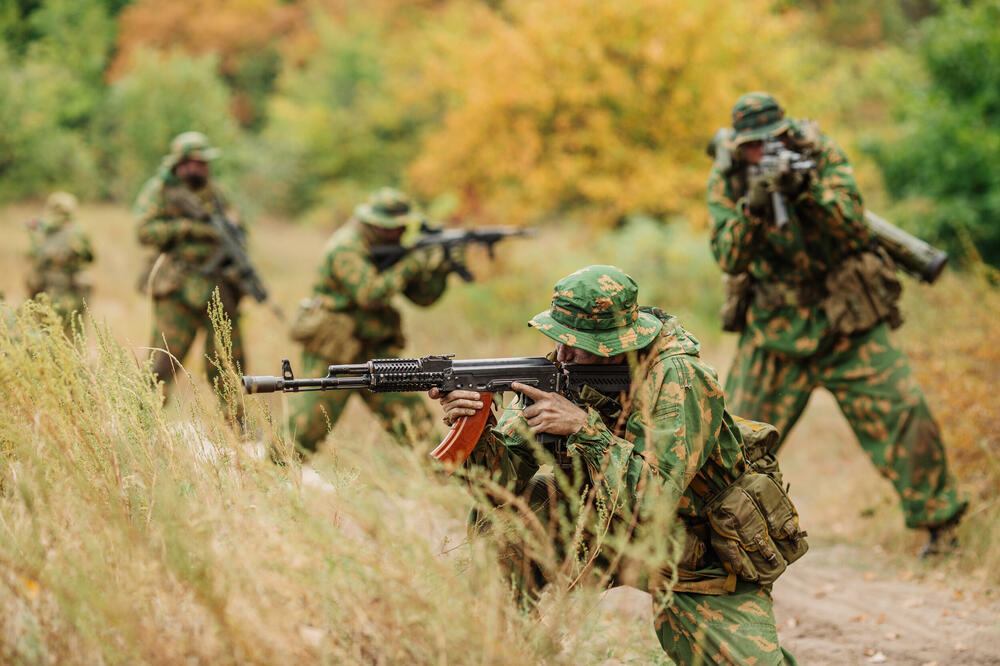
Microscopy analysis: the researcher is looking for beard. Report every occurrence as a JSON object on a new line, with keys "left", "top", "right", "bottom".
{"left": 182, "top": 174, "right": 208, "bottom": 190}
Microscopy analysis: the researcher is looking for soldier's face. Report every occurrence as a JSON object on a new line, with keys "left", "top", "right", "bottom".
{"left": 174, "top": 159, "right": 210, "bottom": 188}
{"left": 368, "top": 224, "right": 406, "bottom": 244}
{"left": 740, "top": 141, "right": 764, "bottom": 165}
{"left": 556, "top": 343, "right": 626, "bottom": 365}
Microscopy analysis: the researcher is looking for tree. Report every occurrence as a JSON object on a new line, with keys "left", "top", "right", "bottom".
{"left": 871, "top": 0, "right": 1000, "bottom": 269}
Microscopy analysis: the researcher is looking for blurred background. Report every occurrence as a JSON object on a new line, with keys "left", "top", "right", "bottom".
{"left": 0, "top": 0, "right": 998, "bottom": 268}
{"left": 2, "top": 2, "right": 1000, "bottom": 662}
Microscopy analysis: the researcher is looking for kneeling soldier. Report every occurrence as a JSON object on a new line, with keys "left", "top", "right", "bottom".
{"left": 432, "top": 265, "right": 801, "bottom": 665}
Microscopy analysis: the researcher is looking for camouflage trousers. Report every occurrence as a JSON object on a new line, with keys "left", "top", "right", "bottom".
{"left": 288, "top": 348, "right": 434, "bottom": 453}
{"left": 473, "top": 474, "right": 797, "bottom": 665}
{"left": 147, "top": 284, "right": 245, "bottom": 397}
{"left": 726, "top": 322, "right": 967, "bottom": 529}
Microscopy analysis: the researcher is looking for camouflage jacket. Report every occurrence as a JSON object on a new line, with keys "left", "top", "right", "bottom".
{"left": 311, "top": 219, "right": 449, "bottom": 344}
{"left": 26, "top": 219, "right": 94, "bottom": 295}
{"left": 707, "top": 125, "right": 869, "bottom": 356}
{"left": 477, "top": 313, "right": 746, "bottom": 521}
{"left": 134, "top": 173, "right": 244, "bottom": 303}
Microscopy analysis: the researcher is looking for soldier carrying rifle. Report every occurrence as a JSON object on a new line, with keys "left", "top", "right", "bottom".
{"left": 286, "top": 187, "right": 526, "bottom": 453}
{"left": 135, "top": 131, "right": 262, "bottom": 411}
{"left": 706, "top": 92, "right": 967, "bottom": 556}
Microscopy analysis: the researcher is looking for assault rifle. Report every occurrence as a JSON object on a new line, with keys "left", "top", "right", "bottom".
{"left": 706, "top": 127, "right": 948, "bottom": 282}
{"left": 752, "top": 138, "right": 816, "bottom": 229}
{"left": 370, "top": 224, "right": 533, "bottom": 281}
{"left": 243, "top": 355, "right": 631, "bottom": 466}
{"left": 172, "top": 192, "right": 284, "bottom": 319}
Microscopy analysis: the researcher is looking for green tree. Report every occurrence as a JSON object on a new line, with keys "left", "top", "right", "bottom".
{"left": 259, "top": 15, "right": 432, "bottom": 217}
{"left": 96, "top": 49, "right": 245, "bottom": 202}
{"left": 871, "top": 0, "right": 1000, "bottom": 268}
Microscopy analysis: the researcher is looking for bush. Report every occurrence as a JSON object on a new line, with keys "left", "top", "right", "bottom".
{"left": 96, "top": 49, "right": 246, "bottom": 203}
{"left": 870, "top": 0, "right": 1000, "bottom": 268}
{"left": 258, "top": 15, "right": 432, "bottom": 219}
{"left": 0, "top": 48, "right": 101, "bottom": 202}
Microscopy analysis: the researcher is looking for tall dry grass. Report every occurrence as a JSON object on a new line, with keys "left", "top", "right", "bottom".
{"left": 0, "top": 296, "right": 682, "bottom": 664}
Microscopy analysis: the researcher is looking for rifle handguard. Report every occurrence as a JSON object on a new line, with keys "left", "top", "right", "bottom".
{"left": 430, "top": 392, "right": 494, "bottom": 469}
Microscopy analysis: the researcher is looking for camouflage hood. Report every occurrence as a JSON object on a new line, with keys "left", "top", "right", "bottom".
{"left": 528, "top": 265, "right": 663, "bottom": 357}
{"left": 641, "top": 308, "right": 702, "bottom": 361}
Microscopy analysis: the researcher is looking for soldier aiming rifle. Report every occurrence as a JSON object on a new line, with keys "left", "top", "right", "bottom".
{"left": 706, "top": 92, "right": 966, "bottom": 557}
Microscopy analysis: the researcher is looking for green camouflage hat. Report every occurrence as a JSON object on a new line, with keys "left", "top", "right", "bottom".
{"left": 731, "top": 92, "right": 791, "bottom": 145}
{"left": 165, "top": 131, "right": 220, "bottom": 168}
{"left": 43, "top": 191, "right": 78, "bottom": 225}
{"left": 354, "top": 187, "right": 414, "bottom": 229}
{"left": 528, "top": 265, "right": 663, "bottom": 357}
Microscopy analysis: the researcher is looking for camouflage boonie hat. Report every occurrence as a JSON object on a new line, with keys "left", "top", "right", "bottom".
{"left": 731, "top": 92, "right": 791, "bottom": 145}
{"left": 43, "top": 191, "right": 78, "bottom": 223}
{"left": 165, "top": 131, "right": 220, "bottom": 168}
{"left": 354, "top": 187, "right": 414, "bottom": 229}
{"left": 528, "top": 265, "right": 663, "bottom": 357}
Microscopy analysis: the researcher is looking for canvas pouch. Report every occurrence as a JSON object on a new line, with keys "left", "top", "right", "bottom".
{"left": 703, "top": 417, "right": 808, "bottom": 584}
{"left": 822, "top": 248, "right": 903, "bottom": 335}
{"left": 289, "top": 296, "right": 361, "bottom": 363}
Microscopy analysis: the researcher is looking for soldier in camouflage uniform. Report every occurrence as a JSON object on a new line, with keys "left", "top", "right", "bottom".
{"left": 287, "top": 187, "right": 450, "bottom": 452}
{"left": 25, "top": 191, "right": 94, "bottom": 331}
{"left": 433, "top": 265, "right": 799, "bottom": 665}
{"left": 707, "top": 92, "right": 967, "bottom": 555}
{"left": 135, "top": 132, "right": 247, "bottom": 398}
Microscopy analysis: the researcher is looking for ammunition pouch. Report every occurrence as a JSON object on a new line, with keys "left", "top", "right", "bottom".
{"left": 701, "top": 417, "right": 808, "bottom": 585}
{"left": 139, "top": 253, "right": 186, "bottom": 298}
{"left": 719, "top": 273, "right": 753, "bottom": 333}
{"left": 822, "top": 248, "right": 903, "bottom": 335}
{"left": 289, "top": 296, "right": 361, "bottom": 363}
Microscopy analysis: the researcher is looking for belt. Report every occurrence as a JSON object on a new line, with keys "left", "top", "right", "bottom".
{"left": 753, "top": 279, "right": 826, "bottom": 308}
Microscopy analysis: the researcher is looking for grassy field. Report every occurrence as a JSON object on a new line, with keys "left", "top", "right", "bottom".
{"left": 1, "top": 202, "right": 997, "bottom": 663}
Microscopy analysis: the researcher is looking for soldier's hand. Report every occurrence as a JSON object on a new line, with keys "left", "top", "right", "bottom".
{"left": 512, "top": 382, "right": 587, "bottom": 436}
{"left": 746, "top": 173, "right": 772, "bottom": 213}
{"left": 777, "top": 169, "right": 811, "bottom": 196}
{"left": 414, "top": 245, "right": 447, "bottom": 272}
{"left": 182, "top": 219, "right": 220, "bottom": 241}
{"left": 429, "top": 387, "right": 485, "bottom": 426}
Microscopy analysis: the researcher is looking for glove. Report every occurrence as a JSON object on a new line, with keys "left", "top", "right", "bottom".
{"left": 746, "top": 172, "right": 772, "bottom": 212}
{"left": 182, "top": 219, "right": 220, "bottom": 242}
{"left": 413, "top": 245, "right": 447, "bottom": 272}
{"left": 777, "top": 168, "right": 811, "bottom": 196}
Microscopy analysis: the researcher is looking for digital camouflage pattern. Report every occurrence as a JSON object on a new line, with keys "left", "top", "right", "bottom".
{"left": 134, "top": 133, "right": 246, "bottom": 392}
{"left": 288, "top": 218, "right": 449, "bottom": 452}
{"left": 467, "top": 273, "right": 796, "bottom": 663}
{"left": 527, "top": 265, "right": 663, "bottom": 357}
{"left": 707, "top": 100, "right": 967, "bottom": 529}
{"left": 25, "top": 192, "right": 94, "bottom": 328}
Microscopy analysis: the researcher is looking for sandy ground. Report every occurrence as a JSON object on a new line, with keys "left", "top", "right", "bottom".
{"left": 597, "top": 539, "right": 1000, "bottom": 665}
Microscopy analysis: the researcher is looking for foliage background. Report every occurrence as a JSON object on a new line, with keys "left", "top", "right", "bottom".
{"left": 3, "top": 2, "right": 1000, "bottom": 661}
{"left": 2, "top": 0, "right": 998, "bottom": 265}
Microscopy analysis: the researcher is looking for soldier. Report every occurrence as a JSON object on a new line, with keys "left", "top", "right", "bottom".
{"left": 25, "top": 191, "right": 94, "bottom": 332}
{"left": 432, "top": 265, "right": 801, "bottom": 665}
{"left": 135, "top": 131, "right": 247, "bottom": 402}
{"left": 287, "top": 187, "right": 450, "bottom": 453}
{"left": 707, "top": 92, "right": 967, "bottom": 556}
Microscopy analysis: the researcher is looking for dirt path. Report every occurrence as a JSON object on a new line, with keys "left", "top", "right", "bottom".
{"left": 599, "top": 541, "right": 1000, "bottom": 665}
{"left": 770, "top": 542, "right": 1000, "bottom": 665}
